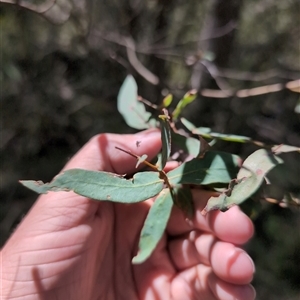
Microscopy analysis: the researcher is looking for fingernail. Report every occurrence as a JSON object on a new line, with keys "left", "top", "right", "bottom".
{"left": 229, "top": 251, "right": 255, "bottom": 281}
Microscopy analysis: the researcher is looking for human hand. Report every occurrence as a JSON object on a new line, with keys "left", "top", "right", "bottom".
{"left": 1, "top": 129, "right": 256, "bottom": 300}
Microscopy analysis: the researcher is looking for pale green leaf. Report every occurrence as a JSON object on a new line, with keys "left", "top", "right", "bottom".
{"left": 202, "top": 149, "right": 284, "bottom": 214}
{"left": 202, "top": 176, "right": 264, "bottom": 214}
{"left": 117, "top": 75, "right": 153, "bottom": 129}
{"left": 20, "top": 169, "right": 164, "bottom": 203}
{"left": 180, "top": 118, "right": 251, "bottom": 143}
{"left": 205, "top": 132, "right": 251, "bottom": 143}
{"left": 172, "top": 90, "right": 197, "bottom": 120}
{"left": 132, "top": 188, "right": 173, "bottom": 263}
{"left": 238, "top": 149, "right": 283, "bottom": 179}
{"left": 162, "top": 94, "right": 173, "bottom": 108}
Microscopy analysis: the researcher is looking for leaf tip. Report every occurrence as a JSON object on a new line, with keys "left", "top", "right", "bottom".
{"left": 132, "top": 252, "right": 147, "bottom": 264}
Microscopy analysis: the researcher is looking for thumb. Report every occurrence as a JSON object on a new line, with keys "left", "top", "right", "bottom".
{"left": 4, "top": 129, "right": 161, "bottom": 240}
{"left": 63, "top": 128, "right": 162, "bottom": 174}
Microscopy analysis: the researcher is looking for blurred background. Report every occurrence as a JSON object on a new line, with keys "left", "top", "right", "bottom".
{"left": 1, "top": 0, "right": 300, "bottom": 298}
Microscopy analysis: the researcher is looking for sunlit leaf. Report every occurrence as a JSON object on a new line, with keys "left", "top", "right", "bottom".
{"left": 172, "top": 90, "right": 197, "bottom": 120}
{"left": 20, "top": 169, "right": 164, "bottom": 203}
{"left": 202, "top": 149, "right": 284, "bottom": 214}
{"left": 132, "top": 188, "right": 173, "bottom": 264}
{"left": 159, "top": 109, "right": 171, "bottom": 169}
{"left": 195, "top": 129, "right": 250, "bottom": 143}
{"left": 117, "top": 75, "right": 153, "bottom": 129}
{"left": 207, "top": 132, "right": 251, "bottom": 143}
{"left": 181, "top": 118, "right": 251, "bottom": 143}
{"left": 180, "top": 118, "right": 210, "bottom": 134}
{"left": 180, "top": 117, "right": 195, "bottom": 131}
{"left": 162, "top": 94, "right": 173, "bottom": 108}
{"left": 238, "top": 149, "right": 283, "bottom": 179}
{"left": 202, "top": 176, "right": 264, "bottom": 214}
{"left": 167, "top": 151, "right": 240, "bottom": 185}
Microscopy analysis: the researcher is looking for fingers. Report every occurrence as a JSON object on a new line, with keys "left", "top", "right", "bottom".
{"left": 63, "top": 128, "right": 161, "bottom": 174}
{"left": 207, "top": 206, "right": 254, "bottom": 245}
{"left": 171, "top": 265, "right": 216, "bottom": 300}
{"left": 168, "top": 233, "right": 254, "bottom": 284}
{"left": 168, "top": 232, "right": 214, "bottom": 270}
{"left": 167, "top": 189, "right": 214, "bottom": 236}
{"left": 167, "top": 188, "right": 255, "bottom": 299}
{"left": 14, "top": 129, "right": 161, "bottom": 234}
{"left": 171, "top": 265, "right": 256, "bottom": 300}
{"left": 209, "top": 241, "right": 255, "bottom": 285}
{"left": 208, "top": 273, "right": 256, "bottom": 300}
{"left": 167, "top": 189, "right": 254, "bottom": 245}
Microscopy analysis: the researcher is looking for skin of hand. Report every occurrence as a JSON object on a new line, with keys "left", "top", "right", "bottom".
{"left": 1, "top": 129, "right": 256, "bottom": 300}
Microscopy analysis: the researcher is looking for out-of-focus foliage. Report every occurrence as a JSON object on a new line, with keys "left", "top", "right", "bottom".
{"left": 1, "top": 0, "right": 299, "bottom": 299}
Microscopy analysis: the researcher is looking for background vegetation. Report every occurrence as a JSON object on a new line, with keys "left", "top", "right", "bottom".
{"left": 1, "top": 0, "right": 299, "bottom": 299}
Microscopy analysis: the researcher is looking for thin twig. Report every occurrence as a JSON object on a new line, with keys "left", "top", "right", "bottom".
{"left": 124, "top": 37, "right": 159, "bottom": 85}
{"left": 1, "top": 0, "right": 56, "bottom": 14}
{"left": 200, "top": 79, "right": 300, "bottom": 98}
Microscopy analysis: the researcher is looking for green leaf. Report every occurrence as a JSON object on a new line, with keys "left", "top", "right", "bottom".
{"left": 202, "top": 149, "right": 284, "bottom": 214}
{"left": 159, "top": 110, "right": 171, "bottom": 170}
{"left": 117, "top": 75, "right": 153, "bottom": 129}
{"left": 172, "top": 90, "right": 197, "bottom": 120}
{"left": 237, "top": 149, "right": 283, "bottom": 179}
{"left": 180, "top": 118, "right": 251, "bottom": 143}
{"left": 132, "top": 188, "right": 173, "bottom": 264}
{"left": 171, "top": 131, "right": 200, "bottom": 157}
{"left": 162, "top": 94, "right": 173, "bottom": 108}
{"left": 202, "top": 176, "right": 264, "bottom": 214}
{"left": 181, "top": 118, "right": 212, "bottom": 135}
{"left": 167, "top": 151, "right": 240, "bottom": 185}
{"left": 204, "top": 132, "right": 251, "bottom": 143}
{"left": 180, "top": 117, "right": 203, "bottom": 133}
{"left": 20, "top": 169, "right": 164, "bottom": 203}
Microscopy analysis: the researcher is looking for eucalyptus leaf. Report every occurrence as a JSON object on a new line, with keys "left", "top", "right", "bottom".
{"left": 171, "top": 131, "right": 200, "bottom": 157}
{"left": 168, "top": 151, "right": 240, "bottom": 185}
{"left": 202, "top": 149, "right": 284, "bottom": 214}
{"left": 194, "top": 129, "right": 251, "bottom": 143}
{"left": 117, "top": 75, "right": 153, "bottom": 129}
{"left": 181, "top": 118, "right": 211, "bottom": 135}
{"left": 238, "top": 149, "right": 283, "bottom": 179}
{"left": 159, "top": 111, "right": 171, "bottom": 170}
{"left": 180, "top": 118, "right": 251, "bottom": 143}
{"left": 20, "top": 169, "right": 164, "bottom": 203}
{"left": 132, "top": 188, "right": 173, "bottom": 263}
{"left": 202, "top": 175, "right": 264, "bottom": 214}
{"left": 172, "top": 90, "right": 197, "bottom": 120}
{"left": 162, "top": 94, "right": 173, "bottom": 108}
